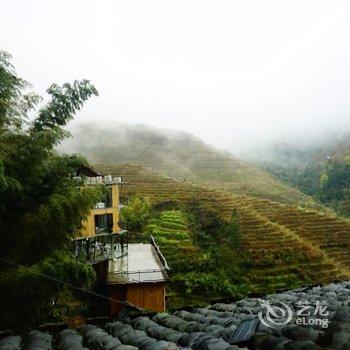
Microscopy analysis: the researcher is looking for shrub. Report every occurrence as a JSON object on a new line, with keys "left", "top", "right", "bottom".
{"left": 120, "top": 195, "right": 151, "bottom": 232}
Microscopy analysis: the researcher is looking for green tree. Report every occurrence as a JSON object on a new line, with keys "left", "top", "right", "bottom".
{"left": 120, "top": 195, "right": 151, "bottom": 232}
{"left": 0, "top": 51, "right": 101, "bottom": 331}
{"left": 185, "top": 200, "right": 241, "bottom": 249}
{"left": 224, "top": 209, "right": 242, "bottom": 249}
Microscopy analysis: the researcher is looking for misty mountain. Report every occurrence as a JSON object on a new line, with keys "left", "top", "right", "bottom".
{"left": 250, "top": 132, "right": 350, "bottom": 216}
{"left": 60, "top": 121, "right": 316, "bottom": 206}
{"left": 247, "top": 131, "right": 350, "bottom": 170}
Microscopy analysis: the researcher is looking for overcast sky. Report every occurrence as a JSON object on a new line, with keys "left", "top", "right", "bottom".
{"left": 2, "top": 0, "right": 350, "bottom": 152}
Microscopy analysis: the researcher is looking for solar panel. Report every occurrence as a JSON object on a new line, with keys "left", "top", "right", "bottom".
{"left": 228, "top": 317, "right": 260, "bottom": 344}
{"left": 291, "top": 286, "right": 310, "bottom": 293}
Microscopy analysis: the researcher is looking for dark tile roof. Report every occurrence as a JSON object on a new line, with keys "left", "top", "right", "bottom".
{"left": 2, "top": 281, "right": 350, "bottom": 349}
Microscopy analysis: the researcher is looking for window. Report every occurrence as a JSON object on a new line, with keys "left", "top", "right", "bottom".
{"left": 95, "top": 187, "right": 113, "bottom": 209}
{"left": 94, "top": 214, "right": 113, "bottom": 234}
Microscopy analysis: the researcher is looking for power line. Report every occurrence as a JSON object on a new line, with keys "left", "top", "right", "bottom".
{"left": 124, "top": 136, "right": 163, "bottom": 163}
{"left": 0, "top": 256, "right": 137, "bottom": 308}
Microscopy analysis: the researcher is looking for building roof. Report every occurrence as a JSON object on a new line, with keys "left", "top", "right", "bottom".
{"left": 2, "top": 280, "right": 350, "bottom": 349}
{"left": 107, "top": 243, "right": 168, "bottom": 284}
{"left": 76, "top": 166, "right": 101, "bottom": 177}
{"left": 75, "top": 166, "right": 124, "bottom": 185}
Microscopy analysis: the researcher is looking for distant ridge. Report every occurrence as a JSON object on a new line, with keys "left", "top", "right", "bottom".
{"left": 61, "top": 121, "right": 317, "bottom": 206}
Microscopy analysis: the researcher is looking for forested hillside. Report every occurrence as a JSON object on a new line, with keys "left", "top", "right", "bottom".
{"left": 253, "top": 134, "right": 350, "bottom": 217}
{"left": 61, "top": 122, "right": 316, "bottom": 206}
{"left": 96, "top": 164, "right": 350, "bottom": 308}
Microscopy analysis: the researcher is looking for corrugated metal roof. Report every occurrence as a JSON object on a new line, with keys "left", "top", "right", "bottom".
{"left": 107, "top": 243, "right": 168, "bottom": 284}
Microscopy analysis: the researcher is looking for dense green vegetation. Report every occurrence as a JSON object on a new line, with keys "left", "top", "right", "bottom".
{"left": 319, "top": 162, "right": 350, "bottom": 216}
{"left": 0, "top": 52, "right": 100, "bottom": 331}
{"left": 120, "top": 195, "right": 151, "bottom": 232}
{"left": 141, "top": 203, "right": 247, "bottom": 308}
{"left": 251, "top": 137, "right": 350, "bottom": 217}
{"left": 121, "top": 196, "right": 247, "bottom": 308}
{"left": 266, "top": 160, "right": 350, "bottom": 217}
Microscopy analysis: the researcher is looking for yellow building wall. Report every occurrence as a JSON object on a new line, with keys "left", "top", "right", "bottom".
{"left": 80, "top": 184, "right": 120, "bottom": 238}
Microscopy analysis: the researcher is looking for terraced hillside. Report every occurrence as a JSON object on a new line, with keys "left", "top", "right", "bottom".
{"left": 61, "top": 122, "right": 317, "bottom": 206}
{"left": 237, "top": 198, "right": 350, "bottom": 275}
{"left": 144, "top": 211, "right": 205, "bottom": 306}
{"left": 96, "top": 164, "right": 350, "bottom": 298}
{"left": 224, "top": 198, "right": 350, "bottom": 293}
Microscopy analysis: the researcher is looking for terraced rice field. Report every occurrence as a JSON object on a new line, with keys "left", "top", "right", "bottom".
{"left": 144, "top": 210, "right": 198, "bottom": 270}
{"left": 234, "top": 198, "right": 350, "bottom": 276}
{"left": 96, "top": 164, "right": 350, "bottom": 294}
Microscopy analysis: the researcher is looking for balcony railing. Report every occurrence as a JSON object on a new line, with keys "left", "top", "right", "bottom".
{"left": 107, "top": 268, "right": 168, "bottom": 284}
{"left": 149, "top": 235, "right": 170, "bottom": 270}
{"left": 73, "top": 231, "right": 128, "bottom": 264}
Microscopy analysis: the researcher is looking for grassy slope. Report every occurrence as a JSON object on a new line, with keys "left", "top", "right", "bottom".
{"left": 96, "top": 164, "right": 350, "bottom": 303}
{"left": 61, "top": 122, "right": 317, "bottom": 206}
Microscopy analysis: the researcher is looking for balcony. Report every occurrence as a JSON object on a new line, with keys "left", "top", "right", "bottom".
{"left": 107, "top": 241, "right": 169, "bottom": 285}
{"left": 108, "top": 268, "right": 167, "bottom": 284}
{"left": 73, "top": 231, "right": 128, "bottom": 264}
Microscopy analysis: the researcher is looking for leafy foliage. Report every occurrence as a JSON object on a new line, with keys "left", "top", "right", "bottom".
{"left": 34, "top": 80, "right": 98, "bottom": 132}
{"left": 0, "top": 51, "right": 42, "bottom": 129}
{"left": 185, "top": 200, "right": 242, "bottom": 250}
{"left": 173, "top": 271, "right": 243, "bottom": 297}
{"left": 120, "top": 195, "right": 151, "bottom": 232}
{"left": 0, "top": 51, "right": 100, "bottom": 331}
{"left": 267, "top": 160, "right": 350, "bottom": 217}
{"left": 0, "top": 251, "right": 95, "bottom": 331}
{"left": 142, "top": 205, "right": 247, "bottom": 308}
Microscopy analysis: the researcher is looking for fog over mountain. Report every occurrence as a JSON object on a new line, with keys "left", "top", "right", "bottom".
{"left": 61, "top": 120, "right": 319, "bottom": 206}
{"left": 2, "top": 0, "right": 350, "bottom": 153}
{"left": 235, "top": 129, "right": 350, "bottom": 164}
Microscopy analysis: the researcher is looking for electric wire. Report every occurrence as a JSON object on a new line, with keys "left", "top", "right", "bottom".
{"left": 0, "top": 256, "right": 137, "bottom": 308}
